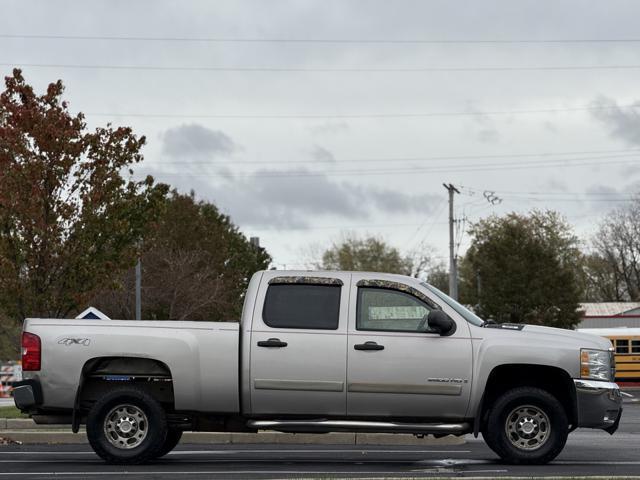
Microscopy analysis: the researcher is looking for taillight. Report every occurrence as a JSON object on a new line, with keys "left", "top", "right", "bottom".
{"left": 22, "top": 332, "right": 41, "bottom": 371}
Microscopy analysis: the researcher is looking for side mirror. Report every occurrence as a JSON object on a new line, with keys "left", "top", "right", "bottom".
{"left": 427, "top": 310, "right": 456, "bottom": 336}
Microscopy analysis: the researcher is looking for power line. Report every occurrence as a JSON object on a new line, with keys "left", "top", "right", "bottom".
{"left": 462, "top": 186, "right": 637, "bottom": 196}
{"left": 250, "top": 221, "right": 450, "bottom": 231}
{"left": 499, "top": 195, "right": 633, "bottom": 203}
{"left": 145, "top": 154, "right": 640, "bottom": 177}
{"left": 4, "top": 34, "right": 640, "bottom": 45}
{"left": 81, "top": 105, "right": 640, "bottom": 121}
{"left": 249, "top": 210, "right": 613, "bottom": 233}
{"left": 5, "top": 62, "right": 640, "bottom": 73}
{"left": 147, "top": 149, "right": 640, "bottom": 166}
{"left": 459, "top": 185, "right": 637, "bottom": 200}
{"left": 404, "top": 198, "right": 447, "bottom": 250}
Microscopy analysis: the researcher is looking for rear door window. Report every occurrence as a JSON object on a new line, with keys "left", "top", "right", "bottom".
{"left": 263, "top": 284, "right": 341, "bottom": 330}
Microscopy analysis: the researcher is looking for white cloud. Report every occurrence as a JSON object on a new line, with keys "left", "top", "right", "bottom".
{"left": 161, "top": 124, "right": 238, "bottom": 158}
{"left": 206, "top": 168, "right": 441, "bottom": 228}
{"left": 591, "top": 96, "right": 640, "bottom": 146}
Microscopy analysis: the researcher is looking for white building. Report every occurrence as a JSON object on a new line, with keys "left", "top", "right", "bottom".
{"left": 577, "top": 302, "right": 640, "bottom": 329}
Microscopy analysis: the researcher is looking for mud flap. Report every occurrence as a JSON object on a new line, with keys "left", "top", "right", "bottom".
{"left": 605, "top": 408, "right": 622, "bottom": 435}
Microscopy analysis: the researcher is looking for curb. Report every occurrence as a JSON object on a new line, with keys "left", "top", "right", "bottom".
{"left": 0, "top": 421, "right": 466, "bottom": 446}
{"left": 0, "top": 419, "right": 66, "bottom": 430}
{"left": 0, "top": 431, "right": 466, "bottom": 446}
{"left": 0, "top": 418, "right": 465, "bottom": 446}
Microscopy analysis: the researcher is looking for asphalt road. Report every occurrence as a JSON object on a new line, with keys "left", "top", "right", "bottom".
{"left": 2, "top": 399, "right": 640, "bottom": 479}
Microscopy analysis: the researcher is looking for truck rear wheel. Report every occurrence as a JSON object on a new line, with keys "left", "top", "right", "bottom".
{"left": 483, "top": 386, "right": 568, "bottom": 465}
{"left": 86, "top": 386, "right": 168, "bottom": 464}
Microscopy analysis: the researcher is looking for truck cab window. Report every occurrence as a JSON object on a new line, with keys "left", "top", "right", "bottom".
{"left": 263, "top": 284, "right": 341, "bottom": 330}
{"left": 357, "top": 287, "right": 433, "bottom": 333}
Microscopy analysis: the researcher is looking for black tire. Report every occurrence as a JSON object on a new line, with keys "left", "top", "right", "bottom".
{"left": 86, "top": 386, "right": 168, "bottom": 465}
{"left": 156, "top": 429, "right": 183, "bottom": 458}
{"left": 481, "top": 429, "right": 500, "bottom": 453}
{"left": 483, "top": 387, "right": 568, "bottom": 465}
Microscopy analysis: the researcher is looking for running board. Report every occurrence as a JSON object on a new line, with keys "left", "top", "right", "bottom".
{"left": 246, "top": 419, "right": 471, "bottom": 435}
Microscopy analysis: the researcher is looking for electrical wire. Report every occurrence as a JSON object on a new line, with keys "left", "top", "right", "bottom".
{"left": 145, "top": 154, "right": 640, "bottom": 178}
{"left": 4, "top": 34, "right": 640, "bottom": 45}
{"left": 77, "top": 105, "right": 640, "bottom": 121}
{"left": 459, "top": 185, "right": 637, "bottom": 201}
{"left": 250, "top": 221, "right": 450, "bottom": 231}
{"left": 403, "top": 198, "right": 448, "bottom": 250}
{"left": 147, "top": 148, "right": 640, "bottom": 166}
{"left": 4, "top": 62, "right": 640, "bottom": 73}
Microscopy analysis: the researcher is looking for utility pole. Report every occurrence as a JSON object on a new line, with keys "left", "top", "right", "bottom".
{"left": 443, "top": 183, "right": 460, "bottom": 300}
{"left": 135, "top": 258, "right": 141, "bottom": 320}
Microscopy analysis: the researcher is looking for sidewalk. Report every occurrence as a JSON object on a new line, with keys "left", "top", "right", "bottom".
{"left": 0, "top": 418, "right": 465, "bottom": 446}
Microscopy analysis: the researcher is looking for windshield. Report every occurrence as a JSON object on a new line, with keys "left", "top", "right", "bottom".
{"left": 421, "top": 282, "right": 486, "bottom": 327}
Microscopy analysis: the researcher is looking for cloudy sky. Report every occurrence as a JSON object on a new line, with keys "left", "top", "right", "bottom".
{"left": 2, "top": 0, "right": 640, "bottom": 268}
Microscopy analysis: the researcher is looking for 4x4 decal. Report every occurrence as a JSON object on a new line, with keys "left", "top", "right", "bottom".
{"left": 58, "top": 338, "right": 90, "bottom": 347}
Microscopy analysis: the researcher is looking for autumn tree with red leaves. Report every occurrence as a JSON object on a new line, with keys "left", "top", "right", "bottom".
{"left": 0, "top": 69, "right": 168, "bottom": 350}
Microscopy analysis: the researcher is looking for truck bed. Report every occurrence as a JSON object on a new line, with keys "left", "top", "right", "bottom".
{"left": 22, "top": 318, "right": 240, "bottom": 413}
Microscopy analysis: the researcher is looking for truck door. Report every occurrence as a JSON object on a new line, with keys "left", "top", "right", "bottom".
{"left": 249, "top": 273, "right": 350, "bottom": 416}
{"left": 346, "top": 276, "right": 473, "bottom": 419}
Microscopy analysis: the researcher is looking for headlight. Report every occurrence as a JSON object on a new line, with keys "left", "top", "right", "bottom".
{"left": 580, "top": 349, "right": 613, "bottom": 381}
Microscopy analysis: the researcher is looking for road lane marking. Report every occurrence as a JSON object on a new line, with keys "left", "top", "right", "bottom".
{"left": 169, "top": 449, "right": 473, "bottom": 454}
{"left": 411, "top": 468, "right": 509, "bottom": 474}
{"left": 0, "top": 471, "right": 492, "bottom": 476}
{"left": 0, "top": 448, "right": 471, "bottom": 455}
{"left": 555, "top": 460, "right": 640, "bottom": 465}
{"left": 414, "top": 459, "right": 493, "bottom": 465}
{"left": 0, "top": 458, "right": 477, "bottom": 464}
{"left": 0, "top": 475, "right": 635, "bottom": 479}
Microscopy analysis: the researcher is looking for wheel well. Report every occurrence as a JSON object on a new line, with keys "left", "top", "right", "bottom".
{"left": 76, "top": 357, "right": 175, "bottom": 415}
{"left": 479, "top": 364, "right": 577, "bottom": 431}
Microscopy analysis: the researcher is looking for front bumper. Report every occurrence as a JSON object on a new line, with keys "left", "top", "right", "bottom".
{"left": 574, "top": 379, "right": 622, "bottom": 432}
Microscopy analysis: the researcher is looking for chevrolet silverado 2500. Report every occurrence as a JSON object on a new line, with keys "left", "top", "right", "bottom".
{"left": 14, "top": 270, "right": 621, "bottom": 464}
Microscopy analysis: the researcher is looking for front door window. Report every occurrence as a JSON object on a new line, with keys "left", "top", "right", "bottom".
{"left": 357, "top": 287, "right": 434, "bottom": 333}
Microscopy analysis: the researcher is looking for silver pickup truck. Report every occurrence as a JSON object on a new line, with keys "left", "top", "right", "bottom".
{"left": 14, "top": 270, "right": 621, "bottom": 465}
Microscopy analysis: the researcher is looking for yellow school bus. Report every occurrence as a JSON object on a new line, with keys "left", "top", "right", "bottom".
{"left": 579, "top": 328, "right": 640, "bottom": 382}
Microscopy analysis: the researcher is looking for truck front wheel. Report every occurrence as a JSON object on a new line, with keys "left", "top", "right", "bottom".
{"left": 86, "top": 386, "right": 168, "bottom": 464}
{"left": 483, "top": 386, "right": 568, "bottom": 465}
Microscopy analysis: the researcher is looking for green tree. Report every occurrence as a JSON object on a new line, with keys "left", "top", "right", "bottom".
{"left": 94, "top": 191, "right": 271, "bottom": 321}
{"left": 590, "top": 197, "right": 640, "bottom": 301}
{"left": 322, "top": 234, "right": 412, "bottom": 274}
{"left": 581, "top": 252, "right": 626, "bottom": 302}
{"left": 425, "top": 263, "right": 449, "bottom": 294}
{"left": 0, "top": 69, "right": 168, "bottom": 342}
{"left": 460, "top": 211, "right": 583, "bottom": 328}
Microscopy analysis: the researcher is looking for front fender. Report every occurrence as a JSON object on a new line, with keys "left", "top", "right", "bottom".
{"left": 467, "top": 331, "right": 578, "bottom": 418}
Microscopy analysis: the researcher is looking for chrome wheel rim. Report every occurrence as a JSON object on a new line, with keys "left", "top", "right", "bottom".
{"left": 103, "top": 404, "right": 149, "bottom": 450}
{"left": 505, "top": 404, "right": 550, "bottom": 451}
